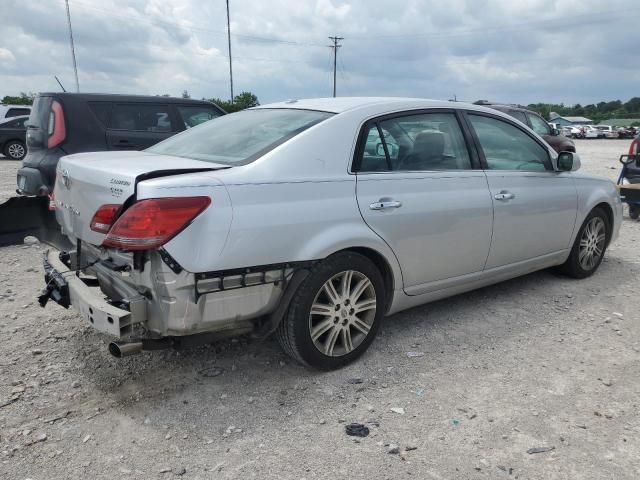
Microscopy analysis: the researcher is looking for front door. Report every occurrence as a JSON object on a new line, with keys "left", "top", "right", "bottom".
{"left": 466, "top": 113, "right": 578, "bottom": 269}
{"left": 355, "top": 111, "right": 493, "bottom": 293}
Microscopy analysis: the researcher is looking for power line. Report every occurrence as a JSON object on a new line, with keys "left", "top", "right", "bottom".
{"left": 64, "top": 0, "right": 80, "bottom": 92}
{"left": 346, "top": 8, "right": 639, "bottom": 40}
{"left": 66, "top": 0, "right": 326, "bottom": 48}
{"left": 225, "top": 0, "right": 233, "bottom": 103}
{"left": 328, "top": 36, "right": 343, "bottom": 98}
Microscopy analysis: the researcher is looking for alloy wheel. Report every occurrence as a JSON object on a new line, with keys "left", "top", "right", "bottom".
{"left": 308, "top": 270, "right": 377, "bottom": 357}
{"left": 578, "top": 217, "right": 606, "bottom": 271}
{"left": 8, "top": 143, "right": 25, "bottom": 159}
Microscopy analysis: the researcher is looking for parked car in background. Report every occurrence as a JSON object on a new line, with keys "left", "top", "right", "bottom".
{"left": 16, "top": 93, "right": 225, "bottom": 196}
{"left": 595, "top": 125, "right": 618, "bottom": 139}
{"left": 0, "top": 104, "right": 31, "bottom": 121}
{"left": 41, "top": 97, "right": 621, "bottom": 369}
{"left": 582, "top": 125, "right": 601, "bottom": 139}
{"left": 0, "top": 115, "right": 28, "bottom": 160}
{"left": 628, "top": 131, "right": 640, "bottom": 163}
{"left": 473, "top": 101, "right": 576, "bottom": 153}
{"left": 617, "top": 126, "right": 637, "bottom": 139}
{"left": 562, "top": 125, "right": 584, "bottom": 139}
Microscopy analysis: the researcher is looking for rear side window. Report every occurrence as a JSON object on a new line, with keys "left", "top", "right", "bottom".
{"left": 508, "top": 111, "right": 527, "bottom": 124}
{"left": 468, "top": 114, "right": 551, "bottom": 171}
{"left": 112, "top": 104, "right": 173, "bottom": 132}
{"left": 88, "top": 102, "right": 112, "bottom": 127}
{"left": 357, "top": 112, "right": 472, "bottom": 172}
{"left": 6, "top": 108, "right": 30, "bottom": 118}
{"left": 177, "top": 106, "right": 222, "bottom": 128}
{"left": 527, "top": 113, "right": 551, "bottom": 136}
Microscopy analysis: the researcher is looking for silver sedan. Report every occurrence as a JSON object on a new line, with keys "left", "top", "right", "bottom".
{"left": 47, "top": 97, "right": 622, "bottom": 370}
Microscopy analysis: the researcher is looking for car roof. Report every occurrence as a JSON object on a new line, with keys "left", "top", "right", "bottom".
{"left": 36, "top": 92, "right": 215, "bottom": 105}
{"left": 253, "top": 97, "right": 502, "bottom": 115}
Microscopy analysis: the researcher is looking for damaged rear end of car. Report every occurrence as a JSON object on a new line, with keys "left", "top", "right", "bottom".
{"left": 41, "top": 151, "right": 294, "bottom": 356}
{"left": 39, "top": 107, "right": 334, "bottom": 358}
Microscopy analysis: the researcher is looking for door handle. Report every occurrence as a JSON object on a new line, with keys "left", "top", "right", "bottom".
{"left": 494, "top": 191, "right": 515, "bottom": 201}
{"left": 369, "top": 200, "right": 402, "bottom": 210}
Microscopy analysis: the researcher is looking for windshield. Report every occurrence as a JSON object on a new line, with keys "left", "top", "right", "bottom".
{"left": 147, "top": 108, "right": 333, "bottom": 165}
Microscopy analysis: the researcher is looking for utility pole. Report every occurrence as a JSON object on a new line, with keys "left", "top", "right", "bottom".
{"left": 225, "top": 0, "right": 234, "bottom": 103}
{"left": 328, "top": 36, "right": 343, "bottom": 97}
{"left": 64, "top": 0, "right": 80, "bottom": 92}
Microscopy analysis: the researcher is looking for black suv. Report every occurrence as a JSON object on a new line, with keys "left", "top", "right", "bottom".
{"left": 473, "top": 101, "right": 575, "bottom": 153}
{"left": 17, "top": 93, "right": 225, "bottom": 196}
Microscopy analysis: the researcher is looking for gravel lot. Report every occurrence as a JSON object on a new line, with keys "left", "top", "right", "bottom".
{"left": 1, "top": 140, "right": 639, "bottom": 479}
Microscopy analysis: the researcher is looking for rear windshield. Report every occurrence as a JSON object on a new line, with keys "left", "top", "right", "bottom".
{"left": 147, "top": 108, "right": 333, "bottom": 165}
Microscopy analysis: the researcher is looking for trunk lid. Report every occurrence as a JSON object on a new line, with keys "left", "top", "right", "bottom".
{"left": 54, "top": 151, "right": 226, "bottom": 245}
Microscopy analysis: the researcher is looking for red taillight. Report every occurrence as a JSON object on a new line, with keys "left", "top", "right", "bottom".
{"left": 629, "top": 139, "right": 639, "bottom": 156}
{"left": 48, "top": 192, "right": 56, "bottom": 211}
{"left": 47, "top": 100, "right": 66, "bottom": 148}
{"left": 102, "top": 197, "right": 211, "bottom": 250}
{"left": 90, "top": 204, "right": 122, "bottom": 234}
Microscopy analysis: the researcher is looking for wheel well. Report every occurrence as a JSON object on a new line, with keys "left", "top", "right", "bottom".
{"left": 3, "top": 138, "right": 24, "bottom": 148}
{"left": 344, "top": 247, "right": 395, "bottom": 313}
{"left": 594, "top": 202, "right": 614, "bottom": 245}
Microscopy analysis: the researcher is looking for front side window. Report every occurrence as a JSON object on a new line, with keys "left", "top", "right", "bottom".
{"left": 147, "top": 108, "right": 333, "bottom": 165}
{"left": 357, "top": 112, "right": 472, "bottom": 172}
{"left": 178, "top": 106, "right": 223, "bottom": 128}
{"left": 468, "top": 114, "right": 551, "bottom": 171}
{"left": 527, "top": 113, "right": 551, "bottom": 136}
{"left": 112, "top": 104, "right": 173, "bottom": 132}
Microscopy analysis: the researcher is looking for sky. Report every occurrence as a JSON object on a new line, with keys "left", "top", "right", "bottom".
{"left": 1, "top": 0, "right": 639, "bottom": 106}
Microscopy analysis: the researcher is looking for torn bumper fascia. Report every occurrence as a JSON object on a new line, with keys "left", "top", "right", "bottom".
{"left": 42, "top": 245, "right": 294, "bottom": 339}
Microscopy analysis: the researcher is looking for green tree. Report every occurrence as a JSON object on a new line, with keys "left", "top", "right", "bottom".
{"left": 208, "top": 91, "right": 260, "bottom": 113}
{"left": 1, "top": 92, "right": 35, "bottom": 105}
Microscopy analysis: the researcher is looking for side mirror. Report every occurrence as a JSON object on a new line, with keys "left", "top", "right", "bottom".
{"left": 556, "top": 151, "right": 581, "bottom": 171}
{"left": 551, "top": 128, "right": 560, "bottom": 136}
{"left": 376, "top": 143, "right": 385, "bottom": 156}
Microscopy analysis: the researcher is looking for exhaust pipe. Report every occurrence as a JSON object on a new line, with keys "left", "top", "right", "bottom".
{"left": 108, "top": 341, "right": 143, "bottom": 358}
{"left": 108, "top": 337, "right": 174, "bottom": 358}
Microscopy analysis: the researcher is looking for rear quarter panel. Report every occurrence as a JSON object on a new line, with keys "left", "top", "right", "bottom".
{"left": 572, "top": 174, "right": 622, "bottom": 244}
{"left": 163, "top": 173, "right": 402, "bottom": 288}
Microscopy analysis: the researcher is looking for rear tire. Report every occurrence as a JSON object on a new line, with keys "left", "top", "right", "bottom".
{"left": 558, "top": 207, "right": 610, "bottom": 278}
{"left": 4, "top": 140, "right": 26, "bottom": 160}
{"left": 276, "top": 251, "right": 385, "bottom": 370}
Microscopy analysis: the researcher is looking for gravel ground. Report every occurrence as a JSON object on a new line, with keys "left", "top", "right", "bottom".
{"left": 0, "top": 157, "right": 20, "bottom": 203}
{"left": 1, "top": 140, "right": 639, "bottom": 479}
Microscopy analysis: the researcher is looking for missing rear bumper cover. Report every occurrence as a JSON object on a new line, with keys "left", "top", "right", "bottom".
{"left": 195, "top": 261, "right": 314, "bottom": 297}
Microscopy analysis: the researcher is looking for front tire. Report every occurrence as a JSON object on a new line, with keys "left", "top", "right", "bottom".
{"left": 558, "top": 207, "right": 610, "bottom": 278}
{"left": 629, "top": 205, "right": 639, "bottom": 220}
{"left": 276, "top": 252, "right": 385, "bottom": 370}
{"left": 4, "top": 140, "right": 26, "bottom": 160}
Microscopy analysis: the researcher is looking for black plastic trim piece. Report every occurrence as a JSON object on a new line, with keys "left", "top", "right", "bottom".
{"left": 158, "top": 248, "right": 183, "bottom": 274}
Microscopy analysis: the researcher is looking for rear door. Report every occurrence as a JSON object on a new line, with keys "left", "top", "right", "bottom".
{"left": 465, "top": 112, "right": 577, "bottom": 269}
{"left": 106, "top": 103, "right": 176, "bottom": 151}
{"left": 355, "top": 110, "right": 493, "bottom": 294}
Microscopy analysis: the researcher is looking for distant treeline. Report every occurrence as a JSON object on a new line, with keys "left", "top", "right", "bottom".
{"left": 526, "top": 97, "right": 640, "bottom": 123}
{"left": 4, "top": 91, "right": 640, "bottom": 124}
